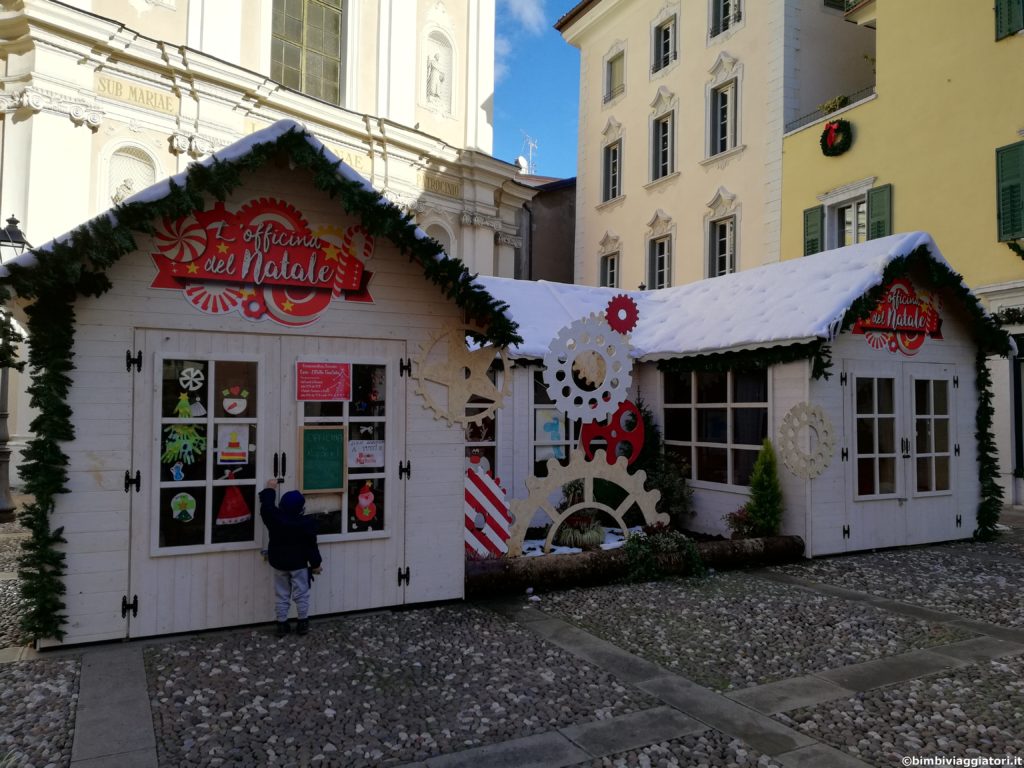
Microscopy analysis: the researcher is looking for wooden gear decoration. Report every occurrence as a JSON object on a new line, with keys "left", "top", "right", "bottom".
{"left": 413, "top": 325, "right": 510, "bottom": 426}
{"left": 777, "top": 402, "right": 835, "bottom": 479}
{"left": 505, "top": 448, "right": 664, "bottom": 557}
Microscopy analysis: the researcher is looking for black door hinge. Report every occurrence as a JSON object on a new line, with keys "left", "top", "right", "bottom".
{"left": 121, "top": 594, "right": 138, "bottom": 618}
{"left": 840, "top": 372, "right": 848, "bottom": 386}
{"left": 399, "top": 358, "right": 412, "bottom": 377}
{"left": 842, "top": 524, "right": 851, "bottom": 540}
{"left": 952, "top": 376, "right": 959, "bottom": 389}
{"left": 954, "top": 443, "right": 960, "bottom": 457}
{"left": 398, "top": 460, "right": 411, "bottom": 479}
{"left": 397, "top": 566, "right": 410, "bottom": 586}
{"left": 956, "top": 514, "right": 963, "bottom": 528}
{"left": 124, "top": 470, "right": 141, "bottom": 493}
{"left": 126, "top": 349, "right": 142, "bottom": 372}
{"left": 841, "top": 448, "right": 849, "bottom": 461}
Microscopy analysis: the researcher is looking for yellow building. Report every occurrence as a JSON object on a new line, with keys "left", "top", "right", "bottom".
{"left": 780, "top": 0, "right": 1024, "bottom": 498}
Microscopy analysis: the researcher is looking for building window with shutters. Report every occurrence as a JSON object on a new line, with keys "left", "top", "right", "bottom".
{"left": 652, "top": 16, "right": 677, "bottom": 73}
{"left": 710, "top": 0, "right": 742, "bottom": 38}
{"left": 996, "top": 0, "right": 1024, "bottom": 39}
{"left": 709, "top": 81, "right": 737, "bottom": 157}
{"left": 603, "top": 140, "right": 622, "bottom": 202}
{"left": 600, "top": 252, "right": 619, "bottom": 288}
{"left": 708, "top": 216, "right": 736, "bottom": 277}
{"left": 271, "top": 0, "right": 345, "bottom": 105}
{"left": 605, "top": 52, "right": 625, "bottom": 103}
{"left": 803, "top": 180, "right": 892, "bottom": 255}
{"left": 651, "top": 111, "right": 674, "bottom": 181}
{"left": 997, "top": 140, "right": 1024, "bottom": 242}
{"left": 648, "top": 235, "right": 672, "bottom": 289}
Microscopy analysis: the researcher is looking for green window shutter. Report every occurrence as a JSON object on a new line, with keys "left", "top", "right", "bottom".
{"left": 599, "top": 256, "right": 609, "bottom": 287}
{"left": 996, "top": 0, "right": 1024, "bottom": 40}
{"left": 997, "top": 141, "right": 1024, "bottom": 242}
{"left": 867, "top": 184, "right": 892, "bottom": 240}
{"left": 824, "top": 0, "right": 846, "bottom": 10}
{"left": 647, "top": 240, "right": 656, "bottom": 286}
{"left": 803, "top": 205, "right": 824, "bottom": 255}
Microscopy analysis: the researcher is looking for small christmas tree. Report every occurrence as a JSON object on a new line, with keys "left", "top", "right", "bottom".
{"left": 746, "top": 438, "right": 783, "bottom": 537}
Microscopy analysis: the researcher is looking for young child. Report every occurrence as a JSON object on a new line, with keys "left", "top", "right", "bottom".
{"left": 260, "top": 479, "right": 323, "bottom": 636}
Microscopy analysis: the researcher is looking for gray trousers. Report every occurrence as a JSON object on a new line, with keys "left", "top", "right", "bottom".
{"left": 273, "top": 568, "right": 310, "bottom": 622}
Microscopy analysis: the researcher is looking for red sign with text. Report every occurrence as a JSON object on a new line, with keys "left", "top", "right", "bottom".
{"left": 150, "top": 198, "right": 376, "bottom": 326}
{"left": 851, "top": 278, "right": 943, "bottom": 356}
{"left": 296, "top": 362, "right": 352, "bottom": 402}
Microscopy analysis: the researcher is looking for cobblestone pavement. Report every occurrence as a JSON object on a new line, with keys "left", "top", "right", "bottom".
{"left": 2, "top": 517, "right": 1022, "bottom": 768}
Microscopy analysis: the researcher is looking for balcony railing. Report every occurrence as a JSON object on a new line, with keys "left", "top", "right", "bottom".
{"left": 783, "top": 84, "right": 875, "bottom": 133}
{"left": 603, "top": 83, "right": 625, "bottom": 103}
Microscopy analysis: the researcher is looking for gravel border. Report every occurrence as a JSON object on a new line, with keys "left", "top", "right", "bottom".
{"left": 536, "top": 573, "right": 973, "bottom": 691}
{"left": 0, "top": 535, "right": 25, "bottom": 573}
{"left": 586, "top": 728, "right": 784, "bottom": 767}
{"left": 775, "top": 656, "right": 1024, "bottom": 766}
{"left": 0, "top": 658, "right": 79, "bottom": 768}
{"left": 0, "top": 579, "right": 25, "bottom": 650}
{"left": 146, "top": 604, "right": 657, "bottom": 766}
{"left": 771, "top": 545, "right": 1024, "bottom": 628}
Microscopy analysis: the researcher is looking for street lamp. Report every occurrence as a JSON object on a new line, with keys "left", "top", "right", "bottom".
{"left": 0, "top": 215, "right": 31, "bottom": 520}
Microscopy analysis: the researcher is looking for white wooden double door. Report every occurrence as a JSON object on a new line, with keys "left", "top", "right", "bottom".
{"left": 837, "top": 359, "right": 964, "bottom": 552}
{"left": 126, "top": 329, "right": 407, "bottom": 638}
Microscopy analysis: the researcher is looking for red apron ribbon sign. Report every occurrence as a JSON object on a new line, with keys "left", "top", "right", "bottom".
{"left": 296, "top": 362, "right": 352, "bottom": 402}
{"left": 464, "top": 467, "right": 511, "bottom": 557}
{"left": 150, "top": 198, "right": 375, "bottom": 325}
{"left": 852, "top": 278, "right": 943, "bottom": 356}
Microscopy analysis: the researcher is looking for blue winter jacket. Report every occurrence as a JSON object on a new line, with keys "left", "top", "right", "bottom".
{"left": 259, "top": 488, "right": 323, "bottom": 572}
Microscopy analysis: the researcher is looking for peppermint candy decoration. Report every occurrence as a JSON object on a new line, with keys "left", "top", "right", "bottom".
{"left": 184, "top": 282, "right": 244, "bottom": 314}
{"left": 178, "top": 367, "right": 205, "bottom": 391}
{"left": 153, "top": 216, "right": 207, "bottom": 263}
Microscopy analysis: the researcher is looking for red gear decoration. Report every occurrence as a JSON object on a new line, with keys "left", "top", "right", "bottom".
{"left": 605, "top": 294, "right": 639, "bottom": 334}
{"left": 240, "top": 288, "right": 267, "bottom": 319}
{"left": 235, "top": 197, "right": 311, "bottom": 237}
{"left": 580, "top": 400, "right": 645, "bottom": 466}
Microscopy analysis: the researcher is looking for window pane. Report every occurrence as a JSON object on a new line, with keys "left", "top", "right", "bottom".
{"left": 733, "top": 407, "right": 767, "bottom": 445}
{"left": 211, "top": 484, "right": 256, "bottom": 544}
{"left": 915, "top": 379, "right": 930, "bottom": 415}
{"left": 857, "top": 458, "right": 875, "bottom": 496}
{"left": 877, "top": 417, "right": 895, "bottom": 455}
{"left": 732, "top": 449, "right": 758, "bottom": 486}
{"left": 934, "top": 419, "right": 949, "bottom": 453}
{"left": 934, "top": 456, "right": 950, "bottom": 491}
{"left": 215, "top": 362, "right": 258, "bottom": 418}
{"left": 664, "top": 445, "right": 692, "bottom": 477}
{"left": 916, "top": 458, "right": 932, "bottom": 493}
{"left": 696, "top": 409, "right": 728, "bottom": 443}
{"left": 534, "top": 371, "right": 554, "bottom": 405}
{"left": 733, "top": 369, "right": 767, "bottom": 402}
{"left": 535, "top": 408, "right": 566, "bottom": 442}
{"left": 855, "top": 378, "right": 873, "bottom": 414}
{"left": 162, "top": 424, "right": 207, "bottom": 482}
{"left": 663, "top": 373, "right": 692, "bottom": 404}
{"left": 163, "top": 359, "right": 209, "bottom": 417}
{"left": 877, "top": 379, "right": 895, "bottom": 414}
{"left": 350, "top": 422, "right": 386, "bottom": 474}
{"left": 916, "top": 418, "right": 932, "bottom": 454}
{"left": 696, "top": 446, "right": 727, "bottom": 483}
{"left": 352, "top": 365, "right": 385, "bottom": 417}
{"left": 160, "top": 487, "right": 206, "bottom": 547}
{"left": 664, "top": 408, "right": 691, "bottom": 442}
{"left": 214, "top": 425, "right": 256, "bottom": 480}
{"left": 878, "top": 457, "right": 896, "bottom": 494}
{"left": 696, "top": 371, "right": 727, "bottom": 403}
{"left": 348, "top": 478, "right": 384, "bottom": 532}
{"left": 856, "top": 417, "right": 874, "bottom": 455}
{"left": 933, "top": 381, "right": 949, "bottom": 415}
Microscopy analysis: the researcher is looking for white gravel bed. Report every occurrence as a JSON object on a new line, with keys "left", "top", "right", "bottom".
{"left": 774, "top": 656, "right": 1024, "bottom": 766}
{"left": 0, "top": 534, "right": 25, "bottom": 573}
{"left": 586, "top": 729, "right": 783, "bottom": 767}
{"left": 145, "top": 604, "right": 656, "bottom": 767}
{"left": 536, "top": 573, "right": 973, "bottom": 691}
{"left": 0, "top": 579, "right": 25, "bottom": 649}
{"left": 771, "top": 545, "right": 1024, "bottom": 628}
{"left": 0, "top": 519, "right": 27, "bottom": 536}
{"left": 0, "top": 658, "right": 79, "bottom": 768}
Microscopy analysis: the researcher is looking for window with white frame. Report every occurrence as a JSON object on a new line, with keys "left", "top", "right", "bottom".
{"left": 710, "top": 0, "right": 741, "bottom": 37}
{"left": 600, "top": 252, "right": 619, "bottom": 288}
{"left": 709, "top": 80, "right": 737, "bottom": 156}
{"left": 652, "top": 16, "right": 676, "bottom": 73}
{"left": 708, "top": 216, "right": 735, "bottom": 277}
{"left": 465, "top": 364, "right": 501, "bottom": 476}
{"left": 663, "top": 369, "right": 768, "bottom": 486}
{"left": 652, "top": 111, "right": 674, "bottom": 180}
{"left": 271, "top": 0, "right": 345, "bottom": 104}
{"left": 605, "top": 51, "right": 625, "bottom": 102}
{"left": 835, "top": 198, "right": 867, "bottom": 247}
{"left": 603, "top": 140, "right": 622, "bottom": 202}
{"left": 648, "top": 235, "right": 672, "bottom": 289}
{"left": 531, "top": 370, "right": 580, "bottom": 477}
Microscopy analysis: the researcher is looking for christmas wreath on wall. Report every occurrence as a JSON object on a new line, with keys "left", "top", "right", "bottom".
{"left": 820, "top": 119, "right": 853, "bottom": 157}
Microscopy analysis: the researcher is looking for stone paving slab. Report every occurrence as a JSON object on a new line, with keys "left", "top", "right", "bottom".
{"left": 776, "top": 743, "right": 874, "bottom": 768}
{"left": 422, "top": 731, "right": 588, "bottom": 768}
{"left": 927, "top": 635, "right": 1024, "bottom": 663}
{"left": 725, "top": 674, "right": 854, "bottom": 715}
{"left": 559, "top": 705, "right": 704, "bottom": 757}
{"left": 525, "top": 616, "right": 667, "bottom": 683}
{"left": 71, "top": 746, "right": 159, "bottom": 768}
{"left": 815, "top": 649, "right": 968, "bottom": 692}
{"left": 636, "top": 674, "right": 816, "bottom": 756}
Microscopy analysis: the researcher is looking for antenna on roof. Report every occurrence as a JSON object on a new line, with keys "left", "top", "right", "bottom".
{"left": 519, "top": 131, "right": 538, "bottom": 175}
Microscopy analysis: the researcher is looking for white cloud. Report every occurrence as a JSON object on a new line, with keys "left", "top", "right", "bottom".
{"left": 494, "top": 34, "right": 512, "bottom": 82}
{"left": 499, "top": 0, "right": 547, "bottom": 35}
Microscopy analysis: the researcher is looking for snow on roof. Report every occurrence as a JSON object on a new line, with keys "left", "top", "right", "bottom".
{"left": 475, "top": 232, "right": 989, "bottom": 360}
{"left": 0, "top": 119, "right": 431, "bottom": 275}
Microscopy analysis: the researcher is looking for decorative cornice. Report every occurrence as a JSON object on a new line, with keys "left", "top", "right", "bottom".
{"left": 495, "top": 231, "right": 522, "bottom": 248}
{"left": 169, "top": 131, "right": 223, "bottom": 158}
{"left": 705, "top": 186, "right": 737, "bottom": 217}
{"left": 650, "top": 85, "right": 676, "bottom": 115}
{"left": 602, "top": 117, "right": 623, "bottom": 142}
{"left": 598, "top": 230, "right": 621, "bottom": 256}
{"left": 646, "top": 208, "right": 673, "bottom": 237}
{"left": 708, "top": 51, "right": 739, "bottom": 81}
{"left": 0, "top": 87, "right": 104, "bottom": 128}
{"left": 461, "top": 211, "right": 501, "bottom": 230}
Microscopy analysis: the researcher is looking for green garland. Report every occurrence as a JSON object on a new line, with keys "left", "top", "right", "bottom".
{"left": 820, "top": 119, "right": 853, "bottom": 157}
{"left": 0, "top": 124, "right": 522, "bottom": 641}
{"left": 659, "top": 339, "right": 833, "bottom": 381}
{"left": 973, "top": 349, "right": 1003, "bottom": 539}
{"left": 1007, "top": 241, "right": 1024, "bottom": 262}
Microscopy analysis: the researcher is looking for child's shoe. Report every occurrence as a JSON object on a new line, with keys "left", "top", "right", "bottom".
{"left": 276, "top": 621, "right": 291, "bottom": 637}
{"left": 296, "top": 618, "right": 310, "bottom": 636}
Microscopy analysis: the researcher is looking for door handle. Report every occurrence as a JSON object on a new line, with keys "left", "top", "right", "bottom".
{"left": 902, "top": 437, "right": 911, "bottom": 458}
{"left": 280, "top": 452, "right": 287, "bottom": 479}
{"left": 273, "top": 452, "right": 279, "bottom": 478}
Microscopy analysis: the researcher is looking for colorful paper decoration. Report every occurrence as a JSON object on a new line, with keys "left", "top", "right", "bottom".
{"left": 178, "top": 367, "right": 205, "bottom": 392}
{"left": 169, "top": 462, "right": 185, "bottom": 481}
{"left": 170, "top": 492, "right": 197, "bottom": 523}
{"left": 580, "top": 400, "right": 645, "bottom": 466}
{"left": 464, "top": 467, "right": 511, "bottom": 557}
{"left": 216, "top": 475, "right": 252, "bottom": 526}
{"left": 605, "top": 294, "right": 639, "bottom": 334}
{"left": 354, "top": 481, "right": 377, "bottom": 522}
{"left": 777, "top": 402, "right": 835, "bottom": 480}
{"left": 189, "top": 398, "right": 207, "bottom": 417}
{"left": 216, "top": 426, "right": 249, "bottom": 465}
{"left": 505, "top": 449, "right": 664, "bottom": 557}
{"left": 221, "top": 386, "right": 249, "bottom": 415}
{"left": 414, "top": 325, "right": 510, "bottom": 427}
{"left": 542, "top": 313, "right": 633, "bottom": 422}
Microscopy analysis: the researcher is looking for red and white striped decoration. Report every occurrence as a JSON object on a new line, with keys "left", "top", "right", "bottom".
{"left": 464, "top": 467, "right": 511, "bottom": 557}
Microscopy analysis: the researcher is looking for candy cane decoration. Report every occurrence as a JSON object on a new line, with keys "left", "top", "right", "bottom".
{"left": 464, "top": 467, "right": 511, "bottom": 557}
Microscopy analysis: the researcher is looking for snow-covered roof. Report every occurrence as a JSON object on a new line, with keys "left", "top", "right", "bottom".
{"left": 475, "top": 232, "right": 1002, "bottom": 360}
{"left": 0, "top": 119, "right": 429, "bottom": 275}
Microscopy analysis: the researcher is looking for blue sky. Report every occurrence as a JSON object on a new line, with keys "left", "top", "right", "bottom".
{"left": 493, "top": 0, "right": 581, "bottom": 179}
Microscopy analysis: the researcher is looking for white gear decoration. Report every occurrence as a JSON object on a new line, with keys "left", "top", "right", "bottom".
{"left": 178, "top": 367, "right": 205, "bottom": 391}
{"left": 542, "top": 313, "right": 633, "bottom": 422}
{"left": 414, "top": 325, "right": 510, "bottom": 426}
{"left": 506, "top": 448, "right": 665, "bottom": 556}
{"left": 777, "top": 402, "right": 835, "bottom": 479}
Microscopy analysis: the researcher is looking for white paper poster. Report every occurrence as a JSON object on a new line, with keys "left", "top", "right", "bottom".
{"left": 349, "top": 439, "right": 385, "bottom": 468}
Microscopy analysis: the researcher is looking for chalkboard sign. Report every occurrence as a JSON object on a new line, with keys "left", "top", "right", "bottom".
{"left": 298, "top": 426, "right": 346, "bottom": 493}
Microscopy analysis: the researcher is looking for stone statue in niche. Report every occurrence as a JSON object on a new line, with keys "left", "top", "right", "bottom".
{"left": 426, "top": 52, "right": 445, "bottom": 103}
